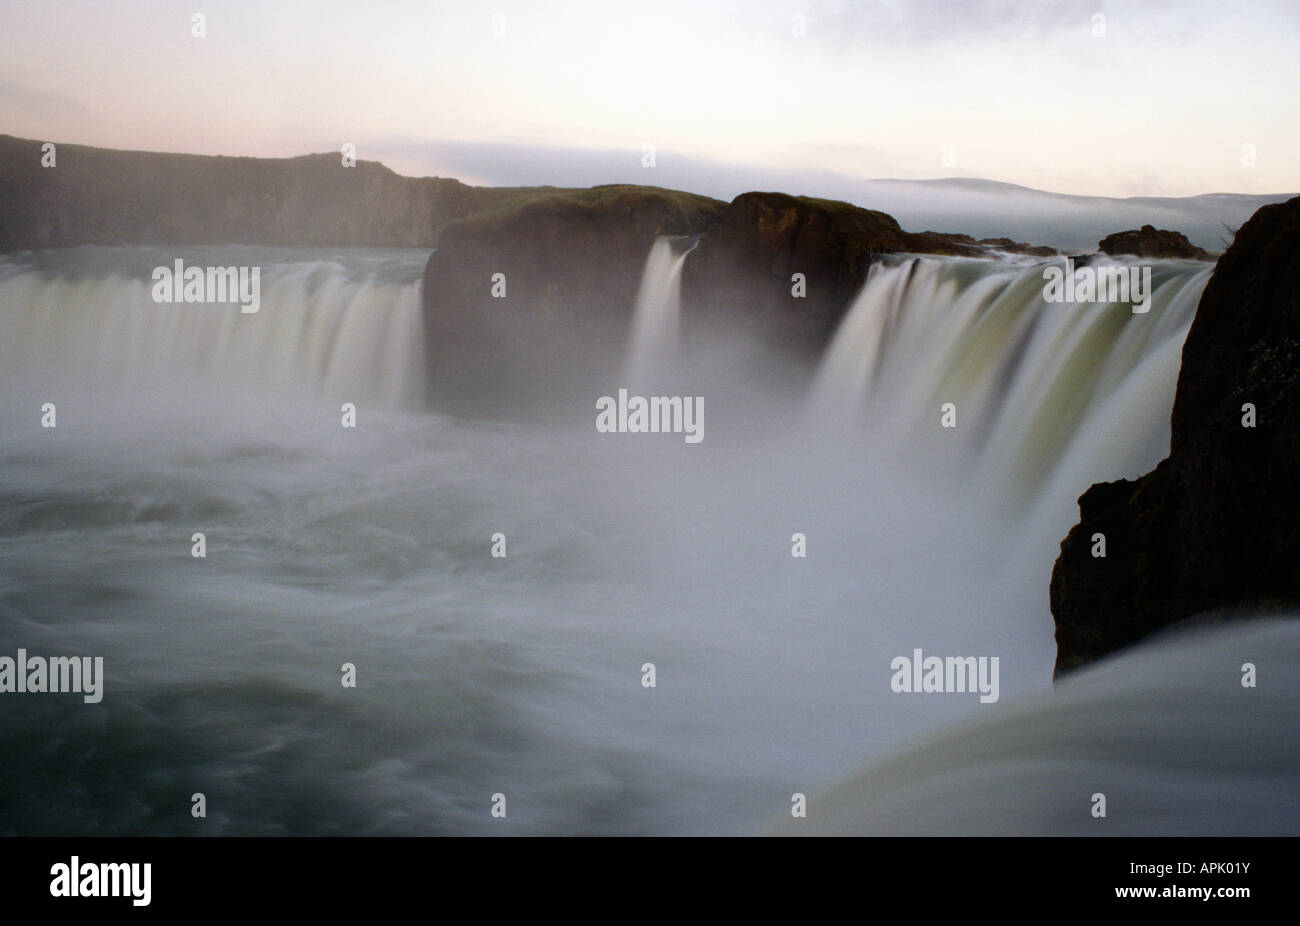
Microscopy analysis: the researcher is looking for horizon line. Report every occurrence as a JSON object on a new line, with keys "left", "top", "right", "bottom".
{"left": 8, "top": 132, "right": 1296, "bottom": 206}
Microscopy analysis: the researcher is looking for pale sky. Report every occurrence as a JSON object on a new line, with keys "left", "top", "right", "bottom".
{"left": 1, "top": 0, "right": 1297, "bottom": 197}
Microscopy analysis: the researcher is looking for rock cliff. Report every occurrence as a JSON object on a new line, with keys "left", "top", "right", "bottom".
{"left": 1050, "top": 197, "right": 1300, "bottom": 675}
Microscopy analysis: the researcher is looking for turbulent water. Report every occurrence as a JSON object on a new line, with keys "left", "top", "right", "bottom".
{"left": 0, "top": 243, "right": 1285, "bottom": 836}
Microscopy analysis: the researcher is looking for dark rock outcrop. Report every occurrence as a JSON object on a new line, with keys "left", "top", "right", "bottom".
{"left": 0, "top": 134, "right": 524, "bottom": 249}
{"left": 1098, "top": 224, "right": 1211, "bottom": 261}
{"left": 421, "top": 188, "right": 998, "bottom": 416}
{"left": 1050, "top": 196, "right": 1300, "bottom": 676}
{"left": 679, "top": 193, "right": 981, "bottom": 361}
{"left": 422, "top": 185, "right": 726, "bottom": 417}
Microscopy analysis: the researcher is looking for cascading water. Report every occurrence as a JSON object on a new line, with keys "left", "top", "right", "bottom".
{"left": 808, "top": 255, "right": 1213, "bottom": 504}
{"left": 623, "top": 236, "right": 696, "bottom": 388}
{"left": 1, "top": 244, "right": 1285, "bottom": 836}
{"left": 0, "top": 247, "right": 427, "bottom": 413}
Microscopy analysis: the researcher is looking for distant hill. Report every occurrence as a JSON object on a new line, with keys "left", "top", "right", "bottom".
{"left": 1, "top": 134, "right": 1290, "bottom": 254}
{"left": 0, "top": 134, "right": 545, "bottom": 250}
{"left": 832, "top": 177, "right": 1293, "bottom": 253}
{"left": 372, "top": 137, "right": 1294, "bottom": 252}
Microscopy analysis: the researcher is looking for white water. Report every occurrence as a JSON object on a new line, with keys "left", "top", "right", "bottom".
{"left": 0, "top": 247, "right": 426, "bottom": 412}
{"left": 809, "top": 255, "right": 1212, "bottom": 514}
{"left": 0, "top": 244, "right": 1286, "bottom": 836}
{"left": 623, "top": 236, "right": 695, "bottom": 389}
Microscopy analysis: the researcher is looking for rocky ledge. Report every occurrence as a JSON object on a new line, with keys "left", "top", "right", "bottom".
{"left": 678, "top": 192, "right": 984, "bottom": 361}
{"left": 1050, "top": 196, "right": 1300, "bottom": 676}
{"left": 422, "top": 185, "right": 725, "bottom": 417}
{"left": 1098, "top": 224, "right": 1212, "bottom": 261}
{"left": 422, "top": 188, "right": 998, "bottom": 414}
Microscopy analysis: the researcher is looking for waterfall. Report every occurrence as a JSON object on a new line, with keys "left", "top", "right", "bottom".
{"left": 807, "top": 255, "right": 1213, "bottom": 498}
{"left": 0, "top": 244, "right": 1212, "bottom": 502}
{"left": 0, "top": 250, "right": 427, "bottom": 412}
{"left": 0, "top": 243, "right": 1269, "bottom": 837}
{"left": 623, "top": 236, "right": 697, "bottom": 389}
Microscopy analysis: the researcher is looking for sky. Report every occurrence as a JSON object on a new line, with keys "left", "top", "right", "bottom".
{"left": 1, "top": 0, "right": 1297, "bottom": 198}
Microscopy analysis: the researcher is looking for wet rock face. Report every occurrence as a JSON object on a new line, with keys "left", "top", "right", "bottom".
{"left": 1050, "top": 197, "right": 1300, "bottom": 677}
{"left": 421, "top": 186, "right": 726, "bottom": 418}
{"left": 421, "top": 188, "right": 995, "bottom": 417}
{"left": 1098, "top": 224, "right": 1212, "bottom": 261}
{"left": 681, "top": 192, "right": 982, "bottom": 361}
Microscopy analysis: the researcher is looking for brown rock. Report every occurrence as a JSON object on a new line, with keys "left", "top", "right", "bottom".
{"left": 1098, "top": 224, "right": 1211, "bottom": 261}
{"left": 680, "top": 193, "right": 982, "bottom": 362}
{"left": 421, "top": 186, "right": 725, "bottom": 417}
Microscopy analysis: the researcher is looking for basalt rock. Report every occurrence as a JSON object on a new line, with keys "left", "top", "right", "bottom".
{"left": 421, "top": 185, "right": 726, "bottom": 418}
{"left": 1098, "top": 224, "right": 1211, "bottom": 261}
{"left": 422, "top": 188, "right": 996, "bottom": 416}
{"left": 1050, "top": 196, "right": 1300, "bottom": 676}
{"left": 680, "top": 192, "right": 983, "bottom": 362}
